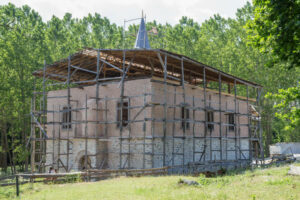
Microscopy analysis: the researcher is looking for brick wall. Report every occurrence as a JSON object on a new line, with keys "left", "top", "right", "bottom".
{"left": 45, "top": 77, "right": 252, "bottom": 171}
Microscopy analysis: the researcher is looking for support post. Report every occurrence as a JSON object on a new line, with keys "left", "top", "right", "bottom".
{"left": 42, "top": 60, "right": 47, "bottom": 172}
{"left": 234, "top": 80, "right": 238, "bottom": 163}
{"left": 247, "top": 86, "right": 252, "bottom": 161}
{"left": 163, "top": 55, "right": 167, "bottom": 167}
{"left": 16, "top": 175, "right": 19, "bottom": 197}
{"left": 95, "top": 50, "right": 100, "bottom": 138}
{"left": 181, "top": 57, "right": 186, "bottom": 172}
{"left": 257, "top": 88, "right": 264, "bottom": 164}
{"left": 201, "top": 67, "right": 207, "bottom": 162}
{"left": 119, "top": 50, "right": 126, "bottom": 169}
{"left": 218, "top": 74, "right": 222, "bottom": 161}
{"left": 192, "top": 96, "right": 195, "bottom": 164}
{"left": 128, "top": 97, "right": 131, "bottom": 169}
{"left": 95, "top": 50, "right": 101, "bottom": 169}
{"left": 57, "top": 106, "right": 61, "bottom": 171}
{"left": 52, "top": 105, "right": 55, "bottom": 167}
{"left": 225, "top": 101, "right": 228, "bottom": 160}
{"left": 30, "top": 81, "right": 36, "bottom": 173}
{"left": 84, "top": 94, "right": 88, "bottom": 170}
{"left": 142, "top": 88, "right": 147, "bottom": 169}
{"left": 66, "top": 56, "right": 71, "bottom": 171}
{"left": 171, "top": 87, "right": 176, "bottom": 170}
{"left": 151, "top": 96, "right": 155, "bottom": 168}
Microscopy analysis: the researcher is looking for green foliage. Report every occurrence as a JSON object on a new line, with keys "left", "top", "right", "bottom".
{"left": 197, "top": 175, "right": 231, "bottom": 187}
{"left": 198, "top": 174, "right": 213, "bottom": 186}
{"left": 265, "top": 84, "right": 300, "bottom": 140}
{"left": 64, "top": 173, "right": 82, "bottom": 183}
{"left": 0, "top": 1, "right": 299, "bottom": 170}
{"left": 247, "top": 0, "right": 300, "bottom": 68}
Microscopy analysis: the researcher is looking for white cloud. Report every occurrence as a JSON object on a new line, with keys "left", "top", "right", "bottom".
{"left": 1, "top": 0, "right": 248, "bottom": 26}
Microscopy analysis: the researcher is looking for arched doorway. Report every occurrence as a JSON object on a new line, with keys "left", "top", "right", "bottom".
{"left": 78, "top": 156, "right": 91, "bottom": 170}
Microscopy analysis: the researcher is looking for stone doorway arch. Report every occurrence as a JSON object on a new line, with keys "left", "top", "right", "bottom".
{"left": 75, "top": 150, "right": 93, "bottom": 171}
{"left": 78, "top": 155, "right": 91, "bottom": 170}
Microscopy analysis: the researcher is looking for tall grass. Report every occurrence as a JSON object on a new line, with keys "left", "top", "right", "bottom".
{"left": 0, "top": 165, "right": 299, "bottom": 200}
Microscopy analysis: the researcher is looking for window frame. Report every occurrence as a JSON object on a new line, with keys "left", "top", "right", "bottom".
{"left": 181, "top": 105, "right": 190, "bottom": 130}
{"left": 228, "top": 113, "right": 235, "bottom": 131}
{"left": 117, "top": 100, "right": 129, "bottom": 128}
{"left": 62, "top": 106, "right": 72, "bottom": 129}
{"left": 206, "top": 110, "right": 214, "bottom": 131}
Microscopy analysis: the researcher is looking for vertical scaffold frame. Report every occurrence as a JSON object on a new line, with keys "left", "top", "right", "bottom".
{"left": 29, "top": 48, "right": 263, "bottom": 173}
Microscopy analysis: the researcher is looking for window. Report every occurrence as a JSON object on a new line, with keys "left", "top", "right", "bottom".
{"left": 117, "top": 101, "right": 128, "bottom": 128}
{"left": 228, "top": 113, "right": 235, "bottom": 131}
{"left": 206, "top": 111, "right": 214, "bottom": 131}
{"left": 181, "top": 106, "right": 190, "bottom": 130}
{"left": 62, "top": 106, "right": 72, "bottom": 129}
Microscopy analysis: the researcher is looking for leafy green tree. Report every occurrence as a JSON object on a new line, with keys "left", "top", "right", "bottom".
{"left": 247, "top": 0, "right": 300, "bottom": 68}
{"left": 265, "top": 84, "right": 300, "bottom": 141}
{"left": 0, "top": 2, "right": 299, "bottom": 171}
{"left": 0, "top": 3, "right": 47, "bottom": 171}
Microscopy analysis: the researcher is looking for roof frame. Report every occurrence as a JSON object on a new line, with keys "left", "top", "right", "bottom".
{"left": 33, "top": 48, "right": 262, "bottom": 88}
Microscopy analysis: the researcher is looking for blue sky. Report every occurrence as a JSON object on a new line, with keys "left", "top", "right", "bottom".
{"left": 2, "top": 0, "right": 249, "bottom": 26}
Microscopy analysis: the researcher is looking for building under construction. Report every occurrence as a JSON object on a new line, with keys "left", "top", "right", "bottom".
{"left": 30, "top": 17, "right": 263, "bottom": 173}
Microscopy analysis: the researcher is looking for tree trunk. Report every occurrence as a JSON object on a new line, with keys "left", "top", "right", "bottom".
{"left": 0, "top": 120, "right": 8, "bottom": 173}
{"left": 3, "top": 120, "right": 13, "bottom": 174}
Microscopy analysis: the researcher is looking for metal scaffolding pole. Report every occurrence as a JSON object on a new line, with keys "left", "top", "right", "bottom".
{"left": 42, "top": 60, "right": 47, "bottom": 172}
{"left": 181, "top": 57, "right": 186, "bottom": 172}
{"left": 257, "top": 88, "right": 264, "bottom": 163}
{"left": 171, "top": 87, "right": 176, "bottom": 170}
{"left": 95, "top": 50, "right": 100, "bottom": 138}
{"left": 52, "top": 105, "right": 55, "bottom": 167}
{"left": 234, "top": 80, "right": 238, "bottom": 162}
{"left": 225, "top": 101, "right": 228, "bottom": 160}
{"left": 218, "top": 73, "right": 223, "bottom": 162}
{"left": 246, "top": 86, "right": 251, "bottom": 161}
{"left": 84, "top": 94, "right": 88, "bottom": 170}
{"left": 163, "top": 55, "right": 167, "bottom": 167}
{"left": 57, "top": 106, "right": 61, "bottom": 171}
{"left": 30, "top": 80, "right": 36, "bottom": 173}
{"left": 142, "top": 87, "right": 147, "bottom": 169}
{"left": 201, "top": 67, "right": 207, "bottom": 162}
{"left": 66, "top": 56, "right": 71, "bottom": 171}
{"left": 119, "top": 49, "right": 126, "bottom": 169}
{"left": 192, "top": 96, "right": 195, "bottom": 164}
{"left": 128, "top": 97, "right": 132, "bottom": 169}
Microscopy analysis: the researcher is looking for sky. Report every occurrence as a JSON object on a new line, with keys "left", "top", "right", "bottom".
{"left": 2, "top": 0, "right": 249, "bottom": 26}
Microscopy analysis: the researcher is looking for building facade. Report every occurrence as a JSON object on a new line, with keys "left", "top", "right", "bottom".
{"left": 43, "top": 76, "right": 257, "bottom": 172}
{"left": 31, "top": 18, "right": 262, "bottom": 173}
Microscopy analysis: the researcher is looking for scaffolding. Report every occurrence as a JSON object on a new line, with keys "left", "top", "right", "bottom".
{"left": 29, "top": 48, "right": 264, "bottom": 173}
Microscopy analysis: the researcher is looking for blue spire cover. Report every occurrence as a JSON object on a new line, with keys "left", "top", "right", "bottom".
{"left": 134, "top": 18, "right": 150, "bottom": 49}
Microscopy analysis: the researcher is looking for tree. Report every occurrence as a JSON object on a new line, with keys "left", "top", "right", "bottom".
{"left": 247, "top": 0, "right": 300, "bottom": 68}
{"left": 0, "top": 3, "right": 46, "bottom": 171}
{"left": 0, "top": 2, "right": 299, "bottom": 172}
{"left": 265, "top": 84, "right": 300, "bottom": 141}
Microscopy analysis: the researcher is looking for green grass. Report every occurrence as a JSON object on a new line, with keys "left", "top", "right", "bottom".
{"left": 293, "top": 162, "right": 300, "bottom": 167}
{"left": 1, "top": 165, "right": 299, "bottom": 200}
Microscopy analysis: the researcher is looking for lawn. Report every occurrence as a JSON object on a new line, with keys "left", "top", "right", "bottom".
{"left": 0, "top": 165, "right": 299, "bottom": 200}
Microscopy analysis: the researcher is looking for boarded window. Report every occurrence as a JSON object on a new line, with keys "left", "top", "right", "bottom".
{"left": 207, "top": 111, "right": 214, "bottom": 131}
{"left": 181, "top": 106, "right": 190, "bottom": 130}
{"left": 228, "top": 113, "right": 235, "bottom": 131}
{"left": 117, "top": 101, "right": 128, "bottom": 128}
{"left": 62, "top": 106, "right": 71, "bottom": 129}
